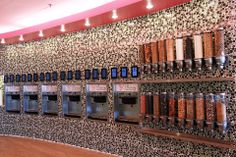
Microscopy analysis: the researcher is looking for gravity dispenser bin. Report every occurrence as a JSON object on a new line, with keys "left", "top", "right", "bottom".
{"left": 23, "top": 85, "right": 38, "bottom": 113}
{"left": 5, "top": 86, "right": 21, "bottom": 112}
{"left": 42, "top": 85, "right": 58, "bottom": 115}
{"left": 86, "top": 84, "right": 108, "bottom": 120}
{"left": 62, "top": 84, "right": 82, "bottom": 117}
{"left": 113, "top": 83, "right": 139, "bottom": 124}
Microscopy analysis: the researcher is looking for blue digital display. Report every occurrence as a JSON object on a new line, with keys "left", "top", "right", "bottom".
{"left": 4, "top": 75, "right": 8, "bottom": 83}
{"left": 52, "top": 71, "right": 58, "bottom": 81}
{"left": 33, "top": 73, "right": 38, "bottom": 82}
{"left": 46, "top": 72, "right": 51, "bottom": 81}
{"left": 85, "top": 69, "right": 91, "bottom": 80}
{"left": 101, "top": 68, "right": 107, "bottom": 80}
{"left": 40, "top": 73, "right": 44, "bottom": 81}
{"left": 92, "top": 69, "right": 99, "bottom": 80}
{"left": 120, "top": 67, "right": 128, "bottom": 78}
{"left": 22, "top": 74, "right": 26, "bottom": 82}
{"left": 27, "top": 74, "right": 32, "bottom": 82}
{"left": 111, "top": 67, "right": 118, "bottom": 79}
{"left": 75, "top": 70, "right": 81, "bottom": 80}
{"left": 60, "top": 71, "right": 66, "bottom": 80}
{"left": 16, "top": 74, "right": 21, "bottom": 82}
{"left": 131, "top": 66, "right": 139, "bottom": 78}
{"left": 67, "top": 71, "right": 73, "bottom": 80}
{"left": 10, "top": 74, "right": 14, "bottom": 82}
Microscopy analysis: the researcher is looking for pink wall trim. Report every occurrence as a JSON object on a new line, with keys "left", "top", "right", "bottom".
{"left": 0, "top": 0, "right": 141, "bottom": 38}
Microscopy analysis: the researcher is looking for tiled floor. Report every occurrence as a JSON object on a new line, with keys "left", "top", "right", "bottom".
{"left": 0, "top": 136, "right": 118, "bottom": 157}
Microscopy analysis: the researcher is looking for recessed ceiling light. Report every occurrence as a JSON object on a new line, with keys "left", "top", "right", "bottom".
{"left": 1, "top": 38, "right": 5, "bottom": 44}
{"left": 146, "top": 0, "right": 153, "bottom": 9}
{"left": 112, "top": 10, "right": 118, "bottom": 19}
{"left": 85, "top": 18, "right": 90, "bottom": 27}
{"left": 19, "top": 35, "right": 24, "bottom": 41}
{"left": 60, "top": 24, "right": 66, "bottom": 32}
{"left": 39, "top": 30, "right": 44, "bottom": 37}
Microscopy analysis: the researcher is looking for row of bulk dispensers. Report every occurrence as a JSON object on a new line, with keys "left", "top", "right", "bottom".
{"left": 138, "top": 28, "right": 229, "bottom": 133}
{"left": 139, "top": 92, "right": 229, "bottom": 133}
{"left": 140, "top": 28, "right": 227, "bottom": 74}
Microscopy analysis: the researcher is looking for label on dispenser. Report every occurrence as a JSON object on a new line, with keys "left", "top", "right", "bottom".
{"left": 41, "top": 85, "right": 57, "bottom": 92}
{"left": 86, "top": 84, "right": 107, "bottom": 92}
{"left": 114, "top": 84, "right": 139, "bottom": 92}
{"left": 62, "top": 85, "right": 81, "bottom": 92}
{"left": 5, "top": 86, "right": 20, "bottom": 92}
{"left": 23, "top": 85, "right": 38, "bottom": 92}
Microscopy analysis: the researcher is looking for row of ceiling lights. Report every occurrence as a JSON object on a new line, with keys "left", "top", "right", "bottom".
{"left": 0, "top": 0, "right": 153, "bottom": 44}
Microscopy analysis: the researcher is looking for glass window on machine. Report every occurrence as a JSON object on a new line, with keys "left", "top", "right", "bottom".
{"left": 93, "top": 96, "right": 107, "bottom": 103}
{"left": 48, "top": 95, "right": 57, "bottom": 101}
{"left": 122, "top": 97, "right": 137, "bottom": 104}
{"left": 29, "top": 95, "right": 38, "bottom": 100}
{"left": 69, "top": 95, "right": 80, "bottom": 102}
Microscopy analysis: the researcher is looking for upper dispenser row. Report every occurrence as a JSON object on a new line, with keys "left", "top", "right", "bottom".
{"left": 140, "top": 28, "right": 226, "bottom": 73}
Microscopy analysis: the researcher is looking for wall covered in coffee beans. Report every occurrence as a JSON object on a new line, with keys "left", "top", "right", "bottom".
{"left": 0, "top": 0, "right": 236, "bottom": 156}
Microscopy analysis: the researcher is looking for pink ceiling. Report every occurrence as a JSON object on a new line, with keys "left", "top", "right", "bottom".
{"left": 0, "top": 0, "right": 141, "bottom": 37}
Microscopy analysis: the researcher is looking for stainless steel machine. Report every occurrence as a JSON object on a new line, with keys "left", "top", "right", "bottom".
{"left": 23, "top": 85, "right": 38, "bottom": 113}
{"left": 113, "top": 83, "right": 139, "bottom": 124}
{"left": 5, "top": 85, "right": 21, "bottom": 112}
{"left": 62, "top": 84, "right": 82, "bottom": 117}
{"left": 86, "top": 84, "right": 108, "bottom": 120}
{"left": 42, "top": 85, "right": 58, "bottom": 115}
